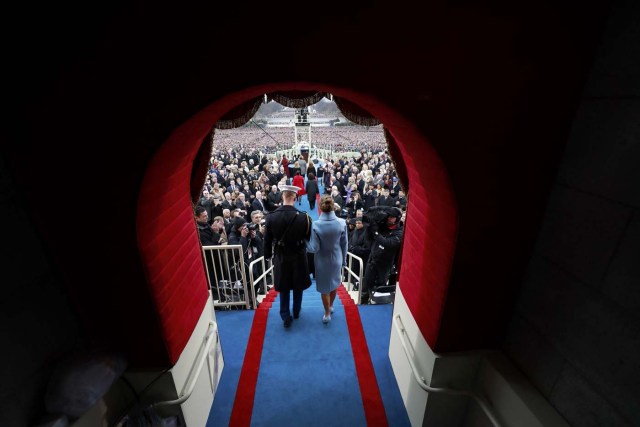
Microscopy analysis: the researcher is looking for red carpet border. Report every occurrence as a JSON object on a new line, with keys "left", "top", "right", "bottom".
{"left": 337, "top": 285, "right": 389, "bottom": 426}
{"left": 229, "top": 280, "right": 388, "bottom": 426}
{"left": 229, "top": 289, "right": 277, "bottom": 427}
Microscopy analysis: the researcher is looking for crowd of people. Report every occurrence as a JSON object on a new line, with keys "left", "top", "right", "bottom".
{"left": 195, "top": 127, "right": 407, "bottom": 316}
{"left": 212, "top": 125, "right": 388, "bottom": 155}
{"left": 308, "top": 127, "right": 387, "bottom": 152}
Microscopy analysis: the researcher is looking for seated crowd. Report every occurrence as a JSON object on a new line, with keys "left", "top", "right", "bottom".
{"left": 212, "top": 124, "right": 388, "bottom": 156}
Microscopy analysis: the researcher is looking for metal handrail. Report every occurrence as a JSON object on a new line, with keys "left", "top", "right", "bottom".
{"left": 153, "top": 321, "right": 218, "bottom": 407}
{"left": 249, "top": 256, "right": 274, "bottom": 308}
{"left": 342, "top": 252, "right": 364, "bottom": 303}
{"left": 393, "top": 314, "right": 502, "bottom": 427}
{"left": 202, "top": 245, "right": 251, "bottom": 309}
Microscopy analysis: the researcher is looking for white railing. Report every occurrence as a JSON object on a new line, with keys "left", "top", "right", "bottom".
{"left": 152, "top": 321, "right": 218, "bottom": 407}
{"left": 273, "top": 148, "right": 362, "bottom": 163}
{"left": 248, "top": 256, "right": 274, "bottom": 308}
{"left": 201, "top": 245, "right": 251, "bottom": 309}
{"left": 393, "top": 314, "right": 503, "bottom": 427}
{"left": 203, "top": 246, "right": 364, "bottom": 308}
{"left": 342, "top": 252, "right": 364, "bottom": 304}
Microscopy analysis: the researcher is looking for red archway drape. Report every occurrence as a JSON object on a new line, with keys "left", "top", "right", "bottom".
{"left": 140, "top": 83, "right": 457, "bottom": 363}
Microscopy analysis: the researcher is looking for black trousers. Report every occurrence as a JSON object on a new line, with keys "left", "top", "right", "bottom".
{"left": 279, "top": 289, "right": 303, "bottom": 321}
{"left": 307, "top": 252, "right": 315, "bottom": 277}
{"left": 308, "top": 195, "right": 316, "bottom": 210}
{"left": 362, "top": 262, "right": 387, "bottom": 301}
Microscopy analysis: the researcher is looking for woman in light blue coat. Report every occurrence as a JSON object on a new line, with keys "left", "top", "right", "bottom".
{"left": 306, "top": 195, "right": 348, "bottom": 323}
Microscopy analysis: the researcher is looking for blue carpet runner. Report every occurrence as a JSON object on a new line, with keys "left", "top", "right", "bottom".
{"left": 250, "top": 285, "right": 367, "bottom": 426}
{"left": 208, "top": 177, "right": 410, "bottom": 426}
{"left": 207, "top": 309, "right": 255, "bottom": 426}
{"left": 208, "top": 289, "right": 411, "bottom": 426}
{"left": 359, "top": 305, "right": 412, "bottom": 427}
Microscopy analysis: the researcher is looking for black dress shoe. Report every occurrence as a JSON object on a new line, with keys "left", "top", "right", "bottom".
{"left": 293, "top": 312, "right": 300, "bottom": 319}
{"left": 284, "top": 318, "right": 292, "bottom": 328}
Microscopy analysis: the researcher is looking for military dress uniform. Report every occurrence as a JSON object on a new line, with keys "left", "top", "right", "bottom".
{"left": 264, "top": 202, "right": 312, "bottom": 326}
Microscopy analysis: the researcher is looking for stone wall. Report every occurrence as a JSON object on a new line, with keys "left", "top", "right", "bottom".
{"left": 504, "top": 0, "right": 640, "bottom": 424}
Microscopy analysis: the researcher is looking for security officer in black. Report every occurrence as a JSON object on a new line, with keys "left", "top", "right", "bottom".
{"left": 361, "top": 207, "right": 404, "bottom": 304}
{"left": 264, "top": 184, "right": 312, "bottom": 327}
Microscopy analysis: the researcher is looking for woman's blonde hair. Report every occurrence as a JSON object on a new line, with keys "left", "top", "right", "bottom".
{"left": 319, "top": 195, "right": 334, "bottom": 213}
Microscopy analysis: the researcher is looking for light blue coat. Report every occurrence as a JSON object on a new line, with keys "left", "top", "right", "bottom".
{"left": 306, "top": 211, "right": 348, "bottom": 294}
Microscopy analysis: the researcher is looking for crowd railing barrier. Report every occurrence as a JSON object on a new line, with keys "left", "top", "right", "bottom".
{"left": 201, "top": 244, "right": 251, "bottom": 309}
{"left": 248, "top": 256, "right": 274, "bottom": 308}
{"left": 203, "top": 246, "right": 365, "bottom": 308}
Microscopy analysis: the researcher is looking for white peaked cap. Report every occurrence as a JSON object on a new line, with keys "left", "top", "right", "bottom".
{"left": 278, "top": 184, "right": 301, "bottom": 193}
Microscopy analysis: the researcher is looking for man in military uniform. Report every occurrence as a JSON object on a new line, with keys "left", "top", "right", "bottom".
{"left": 264, "top": 184, "right": 312, "bottom": 328}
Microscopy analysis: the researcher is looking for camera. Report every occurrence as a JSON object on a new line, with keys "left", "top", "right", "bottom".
{"left": 362, "top": 206, "right": 402, "bottom": 227}
{"left": 245, "top": 222, "right": 258, "bottom": 231}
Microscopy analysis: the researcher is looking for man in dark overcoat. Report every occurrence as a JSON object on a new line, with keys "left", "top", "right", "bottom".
{"left": 304, "top": 172, "right": 319, "bottom": 210}
{"left": 266, "top": 184, "right": 282, "bottom": 212}
{"left": 264, "top": 184, "right": 312, "bottom": 327}
{"left": 348, "top": 217, "right": 372, "bottom": 282}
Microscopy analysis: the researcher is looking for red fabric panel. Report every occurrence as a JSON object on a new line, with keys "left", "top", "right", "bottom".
{"left": 381, "top": 122, "right": 457, "bottom": 348}
{"left": 137, "top": 112, "right": 224, "bottom": 363}
{"left": 138, "top": 158, "right": 209, "bottom": 362}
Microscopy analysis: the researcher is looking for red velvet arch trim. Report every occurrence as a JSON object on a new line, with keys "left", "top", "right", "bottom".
{"left": 137, "top": 82, "right": 457, "bottom": 364}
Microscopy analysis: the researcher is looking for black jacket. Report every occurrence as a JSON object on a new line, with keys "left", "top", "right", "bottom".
{"left": 197, "top": 221, "right": 218, "bottom": 246}
{"left": 305, "top": 179, "right": 319, "bottom": 199}
{"left": 264, "top": 205, "right": 312, "bottom": 292}
{"left": 267, "top": 191, "right": 282, "bottom": 211}
{"left": 363, "top": 190, "right": 378, "bottom": 211}
{"left": 348, "top": 226, "right": 372, "bottom": 261}
{"left": 332, "top": 194, "right": 345, "bottom": 209}
{"left": 228, "top": 228, "right": 264, "bottom": 264}
{"left": 365, "top": 224, "right": 404, "bottom": 287}
{"left": 267, "top": 172, "right": 279, "bottom": 186}
{"left": 251, "top": 198, "right": 267, "bottom": 213}
{"left": 377, "top": 195, "right": 396, "bottom": 207}
{"left": 307, "top": 163, "right": 316, "bottom": 178}
{"left": 198, "top": 198, "right": 215, "bottom": 224}
{"left": 345, "top": 198, "right": 364, "bottom": 217}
